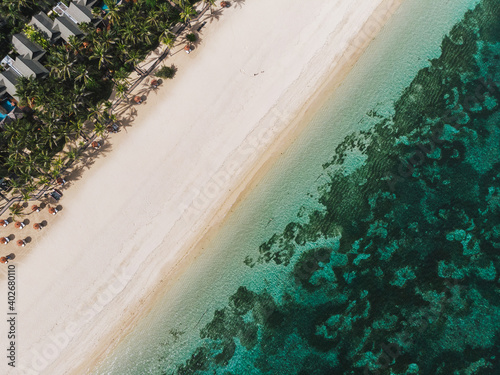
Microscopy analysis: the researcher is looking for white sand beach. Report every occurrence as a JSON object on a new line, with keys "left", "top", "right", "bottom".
{"left": 0, "top": 0, "right": 402, "bottom": 373}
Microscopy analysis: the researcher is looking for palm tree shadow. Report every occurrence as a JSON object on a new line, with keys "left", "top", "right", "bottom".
{"left": 135, "top": 86, "right": 150, "bottom": 96}
{"left": 205, "top": 8, "right": 223, "bottom": 23}
{"left": 75, "top": 147, "right": 98, "bottom": 171}
{"left": 65, "top": 164, "right": 86, "bottom": 182}
{"left": 118, "top": 109, "right": 137, "bottom": 131}
{"left": 233, "top": 0, "right": 246, "bottom": 8}
{"left": 94, "top": 141, "right": 113, "bottom": 158}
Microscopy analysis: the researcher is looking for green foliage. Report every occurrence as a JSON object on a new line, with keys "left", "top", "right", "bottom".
{"left": 185, "top": 33, "right": 197, "bottom": 42}
{"left": 1, "top": 0, "right": 181, "bottom": 192}
{"left": 22, "top": 24, "right": 50, "bottom": 50}
{"left": 0, "top": 0, "right": 53, "bottom": 55}
{"left": 155, "top": 64, "right": 177, "bottom": 79}
{"left": 9, "top": 203, "right": 24, "bottom": 219}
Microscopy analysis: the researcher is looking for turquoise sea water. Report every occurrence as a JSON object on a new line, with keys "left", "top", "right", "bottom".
{"left": 95, "top": 0, "right": 499, "bottom": 373}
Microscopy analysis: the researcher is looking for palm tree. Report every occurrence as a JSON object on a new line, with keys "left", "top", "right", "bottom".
{"left": 87, "top": 103, "right": 105, "bottom": 123}
{"left": 9, "top": 203, "right": 24, "bottom": 220}
{"left": 34, "top": 150, "right": 52, "bottom": 175}
{"left": 115, "top": 82, "right": 129, "bottom": 100}
{"left": 137, "top": 23, "right": 153, "bottom": 45}
{"left": 115, "top": 41, "right": 130, "bottom": 62}
{"left": 74, "top": 65, "right": 92, "bottom": 85}
{"left": 94, "top": 29, "right": 117, "bottom": 51}
{"left": 203, "top": 0, "right": 217, "bottom": 13}
{"left": 4, "top": 154, "right": 23, "bottom": 175}
{"left": 67, "top": 35, "right": 83, "bottom": 55}
{"left": 125, "top": 49, "right": 143, "bottom": 67}
{"left": 20, "top": 190, "right": 32, "bottom": 203}
{"left": 180, "top": 5, "right": 196, "bottom": 24}
{"left": 104, "top": 0, "right": 123, "bottom": 25}
{"left": 160, "top": 29, "right": 176, "bottom": 48}
{"left": 146, "top": 9, "right": 161, "bottom": 28}
{"left": 93, "top": 122, "right": 107, "bottom": 138}
{"left": 50, "top": 158, "right": 65, "bottom": 179}
{"left": 65, "top": 147, "right": 80, "bottom": 163}
{"left": 120, "top": 23, "right": 137, "bottom": 45}
{"left": 15, "top": 76, "right": 40, "bottom": 108}
{"left": 47, "top": 50, "right": 76, "bottom": 80}
{"left": 90, "top": 44, "right": 114, "bottom": 70}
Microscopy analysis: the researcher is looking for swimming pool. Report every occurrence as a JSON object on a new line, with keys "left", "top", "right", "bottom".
{"left": 0, "top": 100, "right": 15, "bottom": 119}
{"left": 1, "top": 100, "right": 15, "bottom": 113}
{"left": 101, "top": 0, "right": 118, "bottom": 11}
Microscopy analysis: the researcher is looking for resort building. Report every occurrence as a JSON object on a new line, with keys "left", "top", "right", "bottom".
{"left": 11, "top": 56, "right": 49, "bottom": 79}
{"left": 29, "top": 12, "right": 61, "bottom": 43}
{"left": 53, "top": 15, "right": 84, "bottom": 43}
{"left": 11, "top": 33, "right": 46, "bottom": 61}
{"left": 0, "top": 70, "right": 19, "bottom": 100}
{"left": 1, "top": 0, "right": 100, "bottom": 99}
{"left": 67, "top": 2, "right": 100, "bottom": 26}
{"left": 74, "top": 0, "right": 99, "bottom": 9}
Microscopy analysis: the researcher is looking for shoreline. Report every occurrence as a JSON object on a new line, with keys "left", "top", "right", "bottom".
{"left": 0, "top": 0, "right": 403, "bottom": 374}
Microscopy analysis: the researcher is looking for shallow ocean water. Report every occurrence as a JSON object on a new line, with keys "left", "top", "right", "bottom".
{"left": 94, "top": 0, "right": 499, "bottom": 374}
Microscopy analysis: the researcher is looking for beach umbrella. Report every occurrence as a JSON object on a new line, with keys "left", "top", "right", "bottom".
{"left": 184, "top": 45, "right": 192, "bottom": 52}
{"left": 0, "top": 219, "right": 8, "bottom": 227}
{"left": 133, "top": 96, "right": 142, "bottom": 104}
{"left": 48, "top": 207, "right": 58, "bottom": 215}
{"left": 33, "top": 223, "right": 42, "bottom": 230}
{"left": 0, "top": 257, "right": 7, "bottom": 264}
{"left": 32, "top": 205, "right": 40, "bottom": 212}
{"left": 15, "top": 221, "right": 25, "bottom": 229}
{"left": 0, "top": 237, "right": 9, "bottom": 244}
{"left": 151, "top": 79, "right": 158, "bottom": 87}
{"left": 17, "top": 240, "right": 26, "bottom": 247}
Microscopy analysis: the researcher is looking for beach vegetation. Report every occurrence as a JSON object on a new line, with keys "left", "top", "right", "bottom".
{"left": 0, "top": 0, "right": 182, "bottom": 194}
{"left": 156, "top": 65, "right": 177, "bottom": 79}
{"left": 186, "top": 33, "right": 197, "bottom": 42}
{"left": 9, "top": 203, "right": 24, "bottom": 219}
{"left": 22, "top": 25, "right": 50, "bottom": 50}
{"left": 0, "top": 0, "right": 54, "bottom": 56}
{"left": 180, "top": 5, "right": 197, "bottom": 24}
